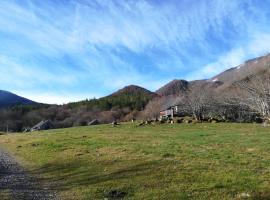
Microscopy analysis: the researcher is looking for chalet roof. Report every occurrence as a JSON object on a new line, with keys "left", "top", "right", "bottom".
{"left": 32, "top": 120, "right": 51, "bottom": 129}
{"left": 160, "top": 105, "right": 179, "bottom": 112}
{"left": 88, "top": 119, "right": 99, "bottom": 125}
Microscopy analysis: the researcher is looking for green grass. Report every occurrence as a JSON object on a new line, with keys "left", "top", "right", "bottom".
{"left": 1, "top": 123, "right": 270, "bottom": 199}
{"left": 0, "top": 190, "right": 12, "bottom": 200}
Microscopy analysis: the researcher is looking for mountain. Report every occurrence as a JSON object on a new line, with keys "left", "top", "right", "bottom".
{"left": 209, "top": 53, "right": 270, "bottom": 91}
{"left": 157, "top": 53, "right": 270, "bottom": 96}
{"left": 156, "top": 80, "right": 189, "bottom": 96}
{"left": 110, "top": 85, "right": 156, "bottom": 97}
{"left": 69, "top": 85, "right": 157, "bottom": 111}
{"left": 0, "top": 90, "right": 37, "bottom": 108}
{"left": 99, "top": 85, "right": 157, "bottom": 110}
{"left": 156, "top": 79, "right": 224, "bottom": 97}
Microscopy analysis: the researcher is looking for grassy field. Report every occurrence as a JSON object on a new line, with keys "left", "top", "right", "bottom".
{"left": 1, "top": 123, "right": 270, "bottom": 199}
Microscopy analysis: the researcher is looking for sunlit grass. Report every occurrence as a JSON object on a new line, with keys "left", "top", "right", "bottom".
{"left": 1, "top": 123, "right": 270, "bottom": 199}
{"left": 0, "top": 190, "right": 12, "bottom": 200}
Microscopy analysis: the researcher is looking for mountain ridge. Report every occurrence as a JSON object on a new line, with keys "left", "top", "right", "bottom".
{"left": 2, "top": 53, "right": 270, "bottom": 106}
{"left": 0, "top": 90, "right": 37, "bottom": 108}
{"left": 109, "top": 85, "right": 157, "bottom": 98}
{"left": 156, "top": 53, "right": 270, "bottom": 96}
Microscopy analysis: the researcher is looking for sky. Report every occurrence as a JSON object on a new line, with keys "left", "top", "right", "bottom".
{"left": 1, "top": 0, "right": 270, "bottom": 104}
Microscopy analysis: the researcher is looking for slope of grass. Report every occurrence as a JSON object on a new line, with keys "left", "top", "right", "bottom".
{"left": 1, "top": 123, "right": 270, "bottom": 199}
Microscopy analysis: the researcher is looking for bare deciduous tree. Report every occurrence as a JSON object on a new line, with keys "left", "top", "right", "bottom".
{"left": 215, "top": 93, "right": 253, "bottom": 122}
{"left": 141, "top": 97, "right": 163, "bottom": 120}
{"left": 235, "top": 72, "right": 270, "bottom": 122}
{"left": 181, "top": 86, "right": 214, "bottom": 121}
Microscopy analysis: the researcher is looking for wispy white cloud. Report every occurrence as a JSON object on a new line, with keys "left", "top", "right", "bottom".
{"left": 0, "top": 0, "right": 270, "bottom": 103}
{"left": 0, "top": 55, "right": 79, "bottom": 87}
{"left": 188, "top": 32, "right": 270, "bottom": 80}
{"left": 0, "top": 0, "right": 253, "bottom": 54}
{"left": 187, "top": 48, "right": 246, "bottom": 80}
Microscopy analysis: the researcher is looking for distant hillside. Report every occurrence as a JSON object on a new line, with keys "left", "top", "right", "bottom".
{"left": 156, "top": 79, "right": 223, "bottom": 97}
{"left": 111, "top": 85, "right": 156, "bottom": 97}
{"left": 0, "top": 90, "right": 37, "bottom": 108}
{"left": 156, "top": 80, "right": 189, "bottom": 96}
{"left": 102, "top": 85, "right": 157, "bottom": 110}
{"left": 156, "top": 53, "right": 270, "bottom": 96}
{"left": 209, "top": 53, "right": 270, "bottom": 91}
{"left": 69, "top": 85, "right": 157, "bottom": 111}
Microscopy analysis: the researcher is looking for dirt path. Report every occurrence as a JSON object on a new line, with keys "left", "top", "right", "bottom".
{"left": 0, "top": 149, "right": 59, "bottom": 200}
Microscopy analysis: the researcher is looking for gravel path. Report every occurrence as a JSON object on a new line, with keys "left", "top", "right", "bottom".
{"left": 0, "top": 149, "right": 59, "bottom": 200}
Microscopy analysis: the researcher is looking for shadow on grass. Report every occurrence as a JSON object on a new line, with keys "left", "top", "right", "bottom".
{"left": 25, "top": 158, "right": 270, "bottom": 199}
{"left": 28, "top": 159, "right": 164, "bottom": 192}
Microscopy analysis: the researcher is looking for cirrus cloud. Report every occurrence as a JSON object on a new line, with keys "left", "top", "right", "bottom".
{"left": 0, "top": 0, "right": 270, "bottom": 103}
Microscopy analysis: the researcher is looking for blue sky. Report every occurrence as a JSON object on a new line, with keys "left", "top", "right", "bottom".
{"left": 1, "top": 0, "right": 270, "bottom": 104}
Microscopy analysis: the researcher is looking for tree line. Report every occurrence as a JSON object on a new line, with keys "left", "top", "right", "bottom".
{"left": 0, "top": 89, "right": 152, "bottom": 132}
